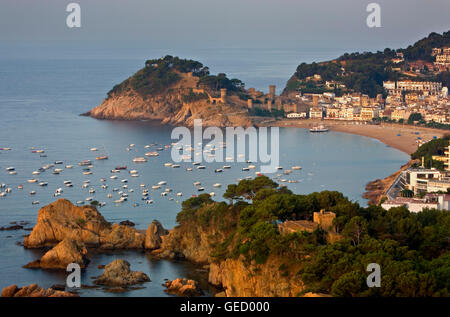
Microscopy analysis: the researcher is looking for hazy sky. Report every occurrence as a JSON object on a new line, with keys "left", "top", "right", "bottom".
{"left": 1, "top": 0, "right": 449, "bottom": 58}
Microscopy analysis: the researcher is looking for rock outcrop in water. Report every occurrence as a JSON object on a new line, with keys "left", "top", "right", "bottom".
{"left": 24, "top": 199, "right": 145, "bottom": 250}
{"left": 1, "top": 284, "right": 78, "bottom": 297}
{"left": 94, "top": 259, "right": 150, "bottom": 287}
{"left": 164, "top": 278, "right": 203, "bottom": 297}
{"left": 24, "top": 238, "right": 89, "bottom": 269}
{"left": 144, "top": 220, "right": 168, "bottom": 250}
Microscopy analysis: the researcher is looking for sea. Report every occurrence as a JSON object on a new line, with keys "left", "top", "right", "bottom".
{"left": 0, "top": 48, "right": 409, "bottom": 296}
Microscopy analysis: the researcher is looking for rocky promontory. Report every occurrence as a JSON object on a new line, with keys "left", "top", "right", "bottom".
{"left": 85, "top": 56, "right": 254, "bottom": 127}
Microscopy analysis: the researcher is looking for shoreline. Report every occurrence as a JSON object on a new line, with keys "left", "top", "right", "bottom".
{"left": 268, "top": 119, "right": 446, "bottom": 155}
{"left": 266, "top": 119, "right": 447, "bottom": 204}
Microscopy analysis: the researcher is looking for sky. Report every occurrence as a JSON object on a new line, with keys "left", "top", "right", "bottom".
{"left": 0, "top": 0, "right": 449, "bottom": 59}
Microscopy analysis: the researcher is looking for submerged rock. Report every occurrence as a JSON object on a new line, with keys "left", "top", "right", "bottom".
{"left": 1, "top": 284, "right": 78, "bottom": 297}
{"left": 94, "top": 259, "right": 150, "bottom": 287}
{"left": 24, "top": 239, "right": 89, "bottom": 269}
{"left": 144, "top": 220, "right": 168, "bottom": 250}
{"left": 164, "top": 278, "right": 203, "bottom": 297}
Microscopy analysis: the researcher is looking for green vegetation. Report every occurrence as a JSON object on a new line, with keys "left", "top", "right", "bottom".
{"left": 400, "top": 31, "right": 450, "bottom": 61}
{"left": 197, "top": 73, "right": 246, "bottom": 94}
{"left": 248, "top": 107, "right": 285, "bottom": 118}
{"left": 411, "top": 134, "right": 450, "bottom": 170}
{"left": 182, "top": 90, "right": 209, "bottom": 103}
{"left": 106, "top": 55, "right": 248, "bottom": 100}
{"left": 285, "top": 31, "right": 450, "bottom": 98}
{"left": 175, "top": 176, "right": 450, "bottom": 296}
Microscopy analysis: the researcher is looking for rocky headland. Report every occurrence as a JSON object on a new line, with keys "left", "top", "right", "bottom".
{"left": 84, "top": 56, "right": 254, "bottom": 128}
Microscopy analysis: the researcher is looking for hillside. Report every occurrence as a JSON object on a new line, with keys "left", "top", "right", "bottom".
{"left": 85, "top": 55, "right": 253, "bottom": 127}
{"left": 284, "top": 31, "right": 450, "bottom": 98}
{"left": 153, "top": 176, "right": 450, "bottom": 297}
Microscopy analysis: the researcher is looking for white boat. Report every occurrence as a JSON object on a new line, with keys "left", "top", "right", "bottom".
{"left": 89, "top": 188, "right": 95, "bottom": 194}
{"left": 152, "top": 185, "right": 161, "bottom": 190}
{"left": 197, "top": 187, "right": 205, "bottom": 192}
{"left": 193, "top": 181, "right": 201, "bottom": 186}
{"left": 223, "top": 165, "right": 231, "bottom": 169}
{"left": 172, "top": 164, "right": 180, "bottom": 168}
{"left": 177, "top": 192, "right": 183, "bottom": 197}
{"left": 110, "top": 175, "right": 118, "bottom": 180}
{"left": 30, "top": 191, "right": 36, "bottom": 195}
{"left": 9, "top": 171, "right": 17, "bottom": 175}
{"left": 65, "top": 165, "right": 73, "bottom": 169}
{"left": 197, "top": 165, "right": 206, "bottom": 170}
{"left": 85, "top": 197, "right": 93, "bottom": 201}
{"left": 39, "top": 182, "right": 48, "bottom": 186}
{"left": 213, "top": 183, "right": 222, "bottom": 188}
{"left": 292, "top": 166, "right": 302, "bottom": 170}
{"left": 76, "top": 201, "right": 84, "bottom": 205}
{"left": 32, "top": 201, "right": 40, "bottom": 205}
{"left": 164, "top": 162, "right": 173, "bottom": 167}
{"left": 90, "top": 148, "right": 98, "bottom": 151}
{"left": 248, "top": 165, "right": 256, "bottom": 169}
{"left": 32, "top": 171, "right": 41, "bottom": 175}
{"left": 131, "top": 174, "right": 139, "bottom": 177}
{"left": 129, "top": 170, "right": 138, "bottom": 174}
{"left": 145, "top": 152, "right": 159, "bottom": 157}
{"left": 186, "top": 168, "right": 193, "bottom": 171}
{"left": 5, "top": 167, "right": 15, "bottom": 171}
{"left": 133, "top": 157, "right": 147, "bottom": 163}
{"left": 309, "top": 125, "right": 329, "bottom": 133}
{"left": 209, "top": 192, "right": 215, "bottom": 197}
{"left": 0, "top": 192, "right": 6, "bottom": 197}
{"left": 83, "top": 171, "right": 92, "bottom": 175}
{"left": 242, "top": 167, "right": 250, "bottom": 171}
{"left": 121, "top": 179, "right": 128, "bottom": 183}
{"left": 78, "top": 160, "right": 92, "bottom": 166}
{"left": 158, "top": 181, "right": 167, "bottom": 185}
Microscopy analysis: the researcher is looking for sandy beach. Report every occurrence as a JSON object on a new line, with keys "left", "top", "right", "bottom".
{"left": 271, "top": 119, "right": 447, "bottom": 155}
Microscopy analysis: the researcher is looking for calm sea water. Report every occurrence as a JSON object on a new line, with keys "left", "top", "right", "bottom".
{"left": 0, "top": 54, "right": 409, "bottom": 296}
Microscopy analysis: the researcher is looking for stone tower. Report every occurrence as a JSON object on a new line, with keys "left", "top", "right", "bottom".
{"left": 269, "top": 85, "right": 276, "bottom": 100}
{"left": 220, "top": 88, "right": 227, "bottom": 102}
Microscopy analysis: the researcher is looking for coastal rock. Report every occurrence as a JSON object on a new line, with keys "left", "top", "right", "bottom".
{"left": 0, "top": 224, "right": 23, "bottom": 231}
{"left": 87, "top": 71, "right": 253, "bottom": 128}
{"left": 119, "top": 220, "right": 135, "bottom": 227}
{"left": 24, "top": 239, "right": 89, "bottom": 269}
{"left": 94, "top": 259, "right": 150, "bottom": 286}
{"left": 209, "top": 257, "right": 305, "bottom": 297}
{"left": 23, "top": 199, "right": 144, "bottom": 250}
{"left": 1, "top": 284, "right": 78, "bottom": 297}
{"left": 24, "top": 199, "right": 110, "bottom": 248}
{"left": 144, "top": 220, "right": 168, "bottom": 250}
{"left": 164, "top": 278, "right": 203, "bottom": 297}
{"left": 99, "top": 223, "right": 145, "bottom": 249}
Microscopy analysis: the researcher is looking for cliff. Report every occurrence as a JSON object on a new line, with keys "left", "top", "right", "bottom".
{"left": 85, "top": 56, "right": 254, "bottom": 127}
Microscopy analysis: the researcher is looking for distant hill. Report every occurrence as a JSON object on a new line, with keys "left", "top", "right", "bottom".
{"left": 284, "top": 31, "right": 450, "bottom": 98}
